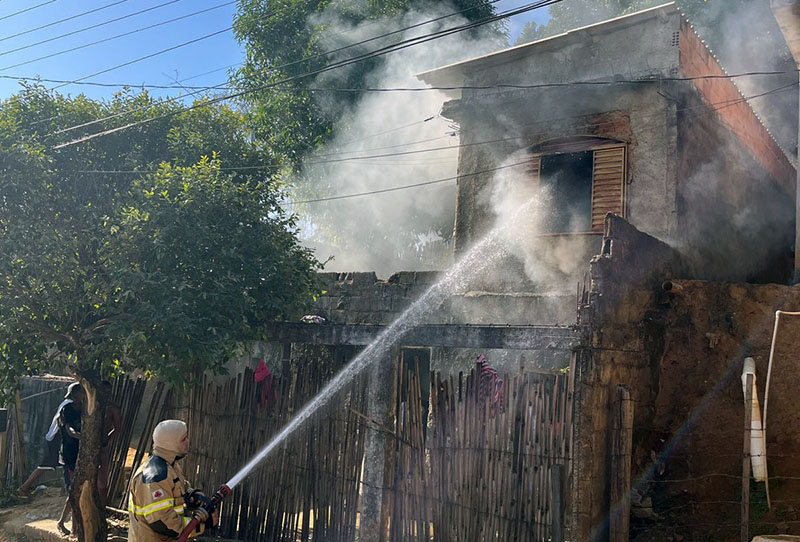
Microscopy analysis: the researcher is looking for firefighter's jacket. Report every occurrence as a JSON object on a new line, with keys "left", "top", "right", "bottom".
{"left": 128, "top": 446, "right": 206, "bottom": 542}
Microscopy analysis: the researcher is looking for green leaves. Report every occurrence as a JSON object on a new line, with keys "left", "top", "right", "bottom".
{"left": 0, "top": 85, "right": 321, "bottom": 388}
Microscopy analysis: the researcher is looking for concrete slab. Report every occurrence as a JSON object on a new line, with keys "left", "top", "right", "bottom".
{"left": 752, "top": 536, "right": 800, "bottom": 541}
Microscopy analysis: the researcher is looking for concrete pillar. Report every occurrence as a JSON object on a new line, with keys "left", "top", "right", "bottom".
{"left": 359, "top": 346, "right": 398, "bottom": 542}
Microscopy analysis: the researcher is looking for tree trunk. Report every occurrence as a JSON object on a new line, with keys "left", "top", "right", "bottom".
{"left": 69, "top": 377, "right": 107, "bottom": 542}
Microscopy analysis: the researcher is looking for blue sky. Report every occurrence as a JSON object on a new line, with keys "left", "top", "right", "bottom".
{"left": 0, "top": 0, "right": 549, "bottom": 102}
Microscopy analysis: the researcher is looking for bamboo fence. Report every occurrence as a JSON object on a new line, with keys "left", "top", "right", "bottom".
{"left": 179, "top": 364, "right": 369, "bottom": 542}
{"left": 386, "top": 366, "right": 574, "bottom": 542}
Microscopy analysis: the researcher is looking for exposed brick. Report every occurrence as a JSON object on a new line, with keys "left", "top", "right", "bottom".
{"left": 679, "top": 19, "right": 795, "bottom": 191}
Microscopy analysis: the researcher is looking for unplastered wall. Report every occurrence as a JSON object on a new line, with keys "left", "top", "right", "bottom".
{"left": 571, "top": 215, "right": 684, "bottom": 540}
{"left": 674, "top": 82, "right": 795, "bottom": 284}
{"left": 629, "top": 281, "right": 800, "bottom": 540}
{"left": 311, "top": 271, "right": 577, "bottom": 326}
{"left": 572, "top": 216, "right": 800, "bottom": 540}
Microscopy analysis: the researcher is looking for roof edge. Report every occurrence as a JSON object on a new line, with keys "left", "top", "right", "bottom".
{"left": 417, "top": 2, "right": 678, "bottom": 88}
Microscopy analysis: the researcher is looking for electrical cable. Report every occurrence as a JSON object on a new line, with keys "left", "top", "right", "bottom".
{"left": 0, "top": 1, "right": 235, "bottom": 70}
{"left": 2, "top": 68, "right": 798, "bottom": 92}
{"left": 0, "top": 0, "right": 133, "bottom": 45}
{"left": 285, "top": 81, "right": 798, "bottom": 205}
{"left": 38, "top": 0, "right": 509, "bottom": 132}
{"left": 70, "top": 79, "right": 798, "bottom": 179}
{"left": 48, "top": 0, "right": 561, "bottom": 145}
{"left": 0, "top": 0, "right": 59, "bottom": 23}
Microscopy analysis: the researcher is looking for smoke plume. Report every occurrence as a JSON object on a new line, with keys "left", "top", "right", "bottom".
{"left": 293, "top": 3, "right": 502, "bottom": 277}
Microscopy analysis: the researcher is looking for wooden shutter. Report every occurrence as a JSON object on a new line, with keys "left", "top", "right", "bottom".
{"left": 591, "top": 145, "right": 626, "bottom": 232}
{"left": 526, "top": 156, "right": 541, "bottom": 188}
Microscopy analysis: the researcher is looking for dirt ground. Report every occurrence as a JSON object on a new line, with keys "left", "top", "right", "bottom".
{"left": 0, "top": 487, "right": 128, "bottom": 542}
{"left": 0, "top": 486, "right": 70, "bottom": 542}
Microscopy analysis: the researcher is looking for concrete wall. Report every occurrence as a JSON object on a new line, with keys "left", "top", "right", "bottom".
{"left": 431, "top": 9, "right": 683, "bottom": 320}
{"left": 303, "top": 271, "right": 576, "bottom": 371}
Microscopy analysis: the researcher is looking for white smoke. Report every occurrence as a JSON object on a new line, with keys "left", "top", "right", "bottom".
{"left": 294, "top": 3, "right": 503, "bottom": 277}
{"left": 486, "top": 151, "right": 591, "bottom": 291}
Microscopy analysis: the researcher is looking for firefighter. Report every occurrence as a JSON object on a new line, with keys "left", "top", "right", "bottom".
{"left": 128, "top": 420, "right": 218, "bottom": 542}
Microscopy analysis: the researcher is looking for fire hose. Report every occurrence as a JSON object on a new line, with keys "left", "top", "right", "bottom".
{"left": 177, "top": 484, "right": 232, "bottom": 542}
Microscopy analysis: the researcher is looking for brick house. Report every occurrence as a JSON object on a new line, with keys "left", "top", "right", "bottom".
{"left": 417, "top": 2, "right": 796, "bottom": 324}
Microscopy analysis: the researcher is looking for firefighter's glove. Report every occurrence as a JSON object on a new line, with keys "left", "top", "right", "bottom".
{"left": 186, "top": 491, "right": 217, "bottom": 529}
{"left": 185, "top": 490, "right": 213, "bottom": 510}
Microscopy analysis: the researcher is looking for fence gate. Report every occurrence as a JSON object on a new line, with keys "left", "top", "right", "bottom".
{"left": 388, "top": 365, "right": 574, "bottom": 542}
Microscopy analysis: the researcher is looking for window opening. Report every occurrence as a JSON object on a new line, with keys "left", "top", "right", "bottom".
{"left": 539, "top": 150, "right": 593, "bottom": 233}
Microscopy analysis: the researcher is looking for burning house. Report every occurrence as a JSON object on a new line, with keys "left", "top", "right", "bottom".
{"left": 261, "top": 4, "right": 800, "bottom": 541}
{"left": 39, "top": 4, "right": 795, "bottom": 542}
{"left": 416, "top": 3, "right": 795, "bottom": 313}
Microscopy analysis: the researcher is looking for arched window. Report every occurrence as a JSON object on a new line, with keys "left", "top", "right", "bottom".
{"left": 525, "top": 137, "right": 627, "bottom": 233}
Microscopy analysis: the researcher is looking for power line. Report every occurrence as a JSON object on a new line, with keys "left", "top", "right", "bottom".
{"left": 39, "top": 0, "right": 507, "bottom": 132}
{"left": 0, "top": 0, "right": 59, "bottom": 23}
{"left": 0, "top": 0, "right": 132, "bottom": 45}
{"left": 69, "top": 79, "right": 798, "bottom": 177}
{"left": 49, "top": 0, "right": 563, "bottom": 147}
{"left": 0, "top": 1, "right": 234, "bottom": 70}
{"left": 287, "top": 156, "right": 531, "bottom": 205}
{"left": 69, "top": 79, "right": 797, "bottom": 215}
{"left": 287, "top": 81, "right": 798, "bottom": 205}
{"left": 3, "top": 68, "right": 798, "bottom": 92}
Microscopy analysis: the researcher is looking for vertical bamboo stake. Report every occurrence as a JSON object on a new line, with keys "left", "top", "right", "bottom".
{"left": 552, "top": 464, "right": 564, "bottom": 542}
{"left": 742, "top": 373, "right": 753, "bottom": 542}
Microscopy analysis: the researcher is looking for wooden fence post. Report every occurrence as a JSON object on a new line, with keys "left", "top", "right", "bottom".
{"left": 359, "top": 346, "right": 399, "bottom": 542}
{"left": 609, "top": 385, "right": 633, "bottom": 542}
{"left": 0, "top": 408, "right": 8, "bottom": 490}
{"left": 552, "top": 464, "right": 565, "bottom": 542}
{"left": 742, "top": 373, "right": 753, "bottom": 542}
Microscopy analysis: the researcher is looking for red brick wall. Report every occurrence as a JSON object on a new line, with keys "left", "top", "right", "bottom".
{"left": 679, "top": 18, "right": 795, "bottom": 192}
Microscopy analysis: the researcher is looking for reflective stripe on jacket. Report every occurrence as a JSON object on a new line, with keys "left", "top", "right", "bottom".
{"left": 127, "top": 447, "right": 204, "bottom": 542}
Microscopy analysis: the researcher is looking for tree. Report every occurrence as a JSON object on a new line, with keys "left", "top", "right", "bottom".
{"left": 231, "top": 0, "right": 504, "bottom": 271}
{"left": 0, "top": 84, "right": 321, "bottom": 542}
{"left": 233, "top": 0, "right": 501, "bottom": 166}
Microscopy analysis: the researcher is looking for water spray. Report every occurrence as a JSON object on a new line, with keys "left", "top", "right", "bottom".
{"left": 178, "top": 178, "right": 541, "bottom": 541}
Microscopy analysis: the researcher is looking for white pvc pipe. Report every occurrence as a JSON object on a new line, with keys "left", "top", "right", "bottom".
{"left": 742, "top": 357, "right": 766, "bottom": 482}
{"left": 762, "top": 310, "right": 800, "bottom": 511}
